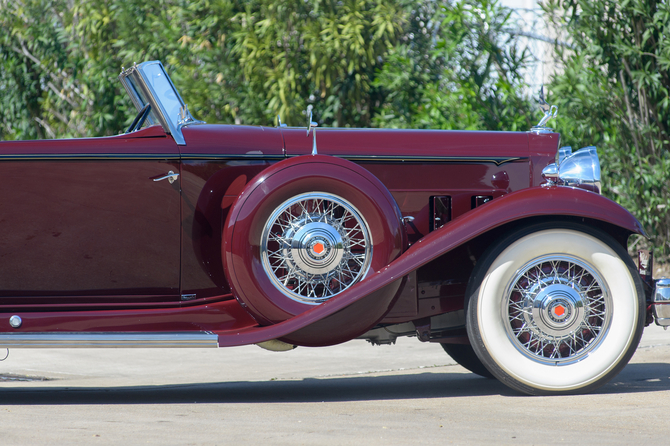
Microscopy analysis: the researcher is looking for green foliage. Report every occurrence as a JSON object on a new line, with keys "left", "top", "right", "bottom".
{"left": 230, "top": 0, "right": 406, "bottom": 126}
{"left": 0, "top": 0, "right": 180, "bottom": 139}
{"left": 0, "top": 0, "right": 82, "bottom": 139}
{"left": 372, "top": 0, "right": 534, "bottom": 131}
{"left": 1, "top": 0, "right": 534, "bottom": 136}
{"left": 544, "top": 0, "right": 670, "bottom": 259}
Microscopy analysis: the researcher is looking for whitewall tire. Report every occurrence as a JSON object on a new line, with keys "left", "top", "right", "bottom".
{"left": 466, "top": 222, "right": 645, "bottom": 395}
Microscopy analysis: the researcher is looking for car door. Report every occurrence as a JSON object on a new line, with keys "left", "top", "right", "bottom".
{"left": 0, "top": 126, "right": 181, "bottom": 305}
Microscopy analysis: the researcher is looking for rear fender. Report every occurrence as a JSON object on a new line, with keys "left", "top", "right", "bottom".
{"left": 215, "top": 186, "right": 644, "bottom": 346}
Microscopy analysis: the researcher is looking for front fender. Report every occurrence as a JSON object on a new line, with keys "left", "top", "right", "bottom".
{"left": 214, "top": 186, "right": 644, "bottom": 346}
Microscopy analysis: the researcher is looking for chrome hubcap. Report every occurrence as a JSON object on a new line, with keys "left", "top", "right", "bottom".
{"left": 261, "top": 193, "right": 372, "bottom": 304}
{"left": 505, "top": 256, "right": 611, "bottom": 364}
{"left": 288, "top": 222, "right": 344, "bottom": 275}
{"left": 531, "top": 284, "right": 584, "bottom": 336}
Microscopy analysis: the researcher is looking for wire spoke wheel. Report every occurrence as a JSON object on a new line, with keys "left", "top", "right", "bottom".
{"left": 466, "top": 223, "right": 645, "bottom": 395}
{"left": 261, "top": 192, "right": 372, "bottom": 304}
{"left": 505, "top": 256, "right": 611, "bottom": 364}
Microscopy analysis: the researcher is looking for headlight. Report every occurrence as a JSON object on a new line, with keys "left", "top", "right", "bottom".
{"left": 556, "top": 146, "right": 572, "bottom": 165}
{"left": 542, "top": 146, "right": 601, "bottom": 194}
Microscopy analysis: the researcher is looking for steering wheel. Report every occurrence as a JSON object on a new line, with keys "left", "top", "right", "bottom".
{"left": 126, "top": 104, "right": 152, "bottom": 133}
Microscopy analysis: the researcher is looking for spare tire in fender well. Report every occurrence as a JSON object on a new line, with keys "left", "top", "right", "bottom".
{"left": 222, "top": 155, "right": 406, "bottom": 344}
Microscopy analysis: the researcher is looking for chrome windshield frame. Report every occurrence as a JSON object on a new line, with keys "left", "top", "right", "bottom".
{"left": 119, "top": 60, "right": 201, "bottom": 145}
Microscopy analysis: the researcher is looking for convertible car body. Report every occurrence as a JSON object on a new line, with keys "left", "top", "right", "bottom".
{"left": 0, "top": 61, "right": 664, "bottom": 395}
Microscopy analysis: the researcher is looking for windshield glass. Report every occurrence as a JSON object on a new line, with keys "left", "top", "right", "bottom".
{"left": 142, "top": 63, "right": 182, "bottom": 129}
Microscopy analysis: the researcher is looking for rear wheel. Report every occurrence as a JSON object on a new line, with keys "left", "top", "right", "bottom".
{"left": 466, "top": 222, "right": 645, "bottom": 395}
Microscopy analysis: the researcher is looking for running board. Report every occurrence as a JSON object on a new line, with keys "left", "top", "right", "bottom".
{"left": 0, "top": 332, "right": 219, "bottom": 348}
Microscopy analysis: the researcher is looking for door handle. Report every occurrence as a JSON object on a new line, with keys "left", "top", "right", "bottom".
{"left": 153, "top": 171, "right": 179, "bottom": 184}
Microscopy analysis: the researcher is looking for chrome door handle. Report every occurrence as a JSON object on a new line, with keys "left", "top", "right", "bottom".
{"left": 153, "top": 171, "right": 179, "bottom": 184}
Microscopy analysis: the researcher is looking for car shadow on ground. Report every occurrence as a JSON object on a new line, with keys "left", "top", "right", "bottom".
{"left": 597, "top": 362, "right": 670, "bottom": 394}
{"left": 1, "top": 362, "right": 670, "bottom": 405}
{"left": 0, "top": 371, "right": 511, "bottom": 404}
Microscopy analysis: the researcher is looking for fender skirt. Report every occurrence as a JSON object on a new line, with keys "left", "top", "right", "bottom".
{"left": 214, "top": 186, "right": 644, "bottom": 347}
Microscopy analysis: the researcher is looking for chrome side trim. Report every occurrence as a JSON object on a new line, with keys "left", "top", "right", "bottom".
{"left": 653, "top": 278, "right": 670, "bottom": 326}
{"left": 181, "top": 154, "right": 286, "bottom": 161}
{"left": 287, "top": 155, "right": 526, "bottom": 166}
{"left": 0, "top": 332, "right": 219, "bottom": 348}
{"left": 0, "top": 154, "right": 180, "bottom": 162}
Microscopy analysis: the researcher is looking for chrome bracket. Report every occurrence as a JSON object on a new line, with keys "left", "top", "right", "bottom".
{"left": 177, "top": 104, "right": 204, "bottom": 127}
{"left": 306, "top": 106, "right": 318, "bottom": 155}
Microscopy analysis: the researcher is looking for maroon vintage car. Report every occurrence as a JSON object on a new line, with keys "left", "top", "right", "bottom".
{"left": 0, "top": 61, "right": 664, "bottom": 395}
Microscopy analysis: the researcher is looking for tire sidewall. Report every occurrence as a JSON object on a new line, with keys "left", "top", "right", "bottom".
{"left": 466, "top": 222, "right": 645, "bottom": 394}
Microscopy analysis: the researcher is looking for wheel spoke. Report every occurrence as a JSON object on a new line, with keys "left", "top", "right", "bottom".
{"left": 505, "top": 256, "right": 610, "bottom": 364}
{"left": 261, "top": 193, "right": 372, "bottom": 304}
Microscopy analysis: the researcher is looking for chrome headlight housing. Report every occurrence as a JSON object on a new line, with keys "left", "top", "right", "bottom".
{"left": 542, "top": 146, "right": 601, "bottom": 194}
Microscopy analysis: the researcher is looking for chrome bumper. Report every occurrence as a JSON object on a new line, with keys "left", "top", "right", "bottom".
{"left": 653, "top": 278, "right": 670, "bottom": 326}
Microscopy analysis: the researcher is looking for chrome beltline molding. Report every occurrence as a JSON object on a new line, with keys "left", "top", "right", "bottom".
{"left": 0, "top": 153, "right": 525, "bottom": 166}
{"left": 0, "top": 154, "right": 181, "bottom": 161}
{"left": 312, "top": 155, "right": 525, "bottom": 166}
{"left": 0, "top": 153, "right": 284, "bottom": 162}
{"left": 0, "top": 332, "right": 219, "bottom": 348}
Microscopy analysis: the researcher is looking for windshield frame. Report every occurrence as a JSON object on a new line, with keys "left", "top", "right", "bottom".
{"left": 119, "top": 61, "right": 199, "bottom": 145}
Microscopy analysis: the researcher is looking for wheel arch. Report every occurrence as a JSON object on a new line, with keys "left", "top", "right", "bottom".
{"left": 460, "top": 214, "right": 638, "bottom": 266}
{"left": 415, "top": 186, "right": 643, "bottom": 307}
{"left": 457, "top": 217, "right": 640, "bottom": 307}
{"left": 422, "top": 214, "right": 639, "bottom": 311}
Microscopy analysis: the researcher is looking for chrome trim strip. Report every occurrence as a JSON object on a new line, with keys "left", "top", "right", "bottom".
{"left": 0, "top": 332, "right": 219, "bottom": 348}
{"left": 181, "top": 154, "right": 286, "bottom": 161}
{"left": 288, "top": 154, "right": 525, "bottom": 166}
{"left": 0, "top": 154, "right": 180, "bottom": 162}
{"left": 2, "top": 153, "right": 525, "bottom": 165}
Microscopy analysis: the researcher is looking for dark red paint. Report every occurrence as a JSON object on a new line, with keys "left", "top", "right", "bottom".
{"left": 0, "top": 123, "right": 643, "bottom": 347}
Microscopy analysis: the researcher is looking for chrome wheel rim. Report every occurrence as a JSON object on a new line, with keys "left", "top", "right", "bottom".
{"left": 261, "top": 193, "right": 372, "bottom": 304}
{"left": 504, "top": 255, "right": 612, "bottom": 365}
